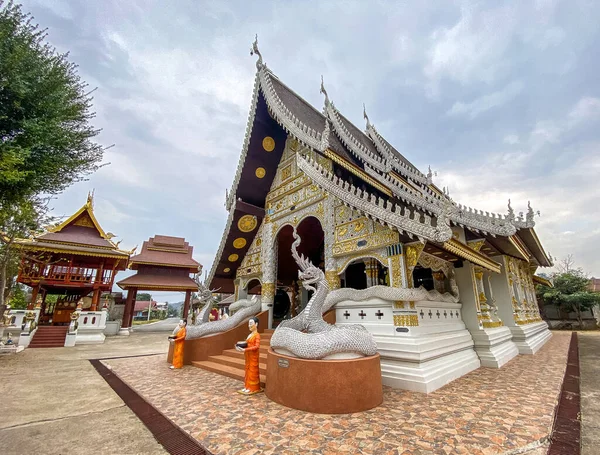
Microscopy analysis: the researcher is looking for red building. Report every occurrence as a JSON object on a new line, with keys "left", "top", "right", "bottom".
{"left": 14, "top": 195, "right": 130, "bottom": 325}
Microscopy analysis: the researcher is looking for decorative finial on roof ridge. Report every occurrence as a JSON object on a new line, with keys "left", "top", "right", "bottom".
{"left": 363, "top": 103, "right": 372, "bottom": 129}
{"left": 507, "top": 199, "right": 515, "bottom": 221}
{"left": 250, "top": 34, "right": 263, "bottom": 69}
{"left": 320, "top": 75, "right": 330, "bottom": 108}
{"left": 86, "top": 189, "right": 95, "bottom": 208}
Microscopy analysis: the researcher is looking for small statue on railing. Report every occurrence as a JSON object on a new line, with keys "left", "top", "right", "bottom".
{"left": 168, "top": 320, "right": 187, "bottom": 370}
{"left": 235, "top": 317, "right": 262, "bottom": 395}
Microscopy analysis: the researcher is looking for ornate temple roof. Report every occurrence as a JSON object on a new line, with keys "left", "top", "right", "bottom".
{"left": 208, "top": 37, "right": 552, "bottom": 289}
{"left": 117, "top": 273, "right": 198, "bottom": 291}
{"left": 128, "top": 235, "right": 200, "bottom": 272}
{"left": 13, "top": 194, "right": 131, "bottom": 260}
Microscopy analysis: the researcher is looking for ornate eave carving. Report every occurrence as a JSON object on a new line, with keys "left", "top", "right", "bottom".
{"left": 297, "top": 154, "right": 453, "bottom": 243}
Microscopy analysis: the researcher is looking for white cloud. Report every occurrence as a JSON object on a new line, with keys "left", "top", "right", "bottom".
{"left": 503, "top": 134, "right": 520, "bottom": 145}
{"left": 447, "top": 81, "right": 524, "bottom": 119}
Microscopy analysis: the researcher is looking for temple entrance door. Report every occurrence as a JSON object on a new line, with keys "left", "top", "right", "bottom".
{"left": 274, "top": 216, "right": 324, "bottom": 325}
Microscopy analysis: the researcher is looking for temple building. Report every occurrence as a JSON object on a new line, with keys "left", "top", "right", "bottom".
{"left": 12, "top": 194, "right": 131, "bottom": 347}
{"left": 207, "top": 39, "right": 553, "bottom": 392}
{"left": 117, "top": 235, "right": 200, "bottom": 335}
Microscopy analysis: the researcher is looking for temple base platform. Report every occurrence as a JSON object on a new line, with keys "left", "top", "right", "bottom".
{"left": 265, "top": 349, "right": 382, "bottom": 414}
{"left": 470, "top": 326, "right": 519, "bottom": 368}
{"left": 509, "top": 321, "right": 552, "bottom": 355}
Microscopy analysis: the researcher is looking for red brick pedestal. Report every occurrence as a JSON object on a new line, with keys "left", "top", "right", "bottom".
{"left": 265, "top": 349, "right": 382, "bottom": 414}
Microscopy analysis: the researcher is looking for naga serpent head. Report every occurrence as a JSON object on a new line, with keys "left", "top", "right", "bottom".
{"left": 291, "top": 227, "right": 324, "bottom": 291}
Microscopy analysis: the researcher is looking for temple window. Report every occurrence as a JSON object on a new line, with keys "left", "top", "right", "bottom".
{"left": 412, "top": 266, "right": 434, "bottom": 291}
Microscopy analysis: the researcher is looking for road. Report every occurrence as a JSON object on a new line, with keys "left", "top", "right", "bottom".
{"left": 132, "top": 317, "right": 180, "bottom": 333}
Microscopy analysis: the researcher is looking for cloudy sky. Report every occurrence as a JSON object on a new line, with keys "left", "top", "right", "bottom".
{"left": 20, "top": 0, "right": 600, "bottom": 301}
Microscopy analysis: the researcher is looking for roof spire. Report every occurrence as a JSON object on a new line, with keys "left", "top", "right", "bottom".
{"left": 363, "top": 103, "right": 372, "bottom": 129}
{"left": 86, "top": 190, "right": 95, "bottom": 208}
{"left": 507, "top": 199, "right": 515, "bottom": 221}
{"left": 250, "top": 34, "right": 263, "bottom": 69}
{"left": 320, "top": 75, "right": 330, "bottom": 107}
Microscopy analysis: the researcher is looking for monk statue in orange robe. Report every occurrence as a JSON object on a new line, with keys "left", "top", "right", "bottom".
{"left": 169, "top": 320, "right": 187, "bottom": 369}
{"left": 235, "top": 316, "right": 262, "bottom": 394}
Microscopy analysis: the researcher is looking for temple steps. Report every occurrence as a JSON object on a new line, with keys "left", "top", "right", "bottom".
{"left": 29, "top": 326, "right": 68, "bottom": 348}
{"left": 191, "top": 329, "right": 273, "bottom": 387}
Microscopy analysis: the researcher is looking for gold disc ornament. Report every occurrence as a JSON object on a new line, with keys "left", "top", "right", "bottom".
{"left": 238, "top": 215, "right": 257, "bottom": 233}
{"left": 223, "top": 268, "right": 231, "bottom": 273}
{"left": 255, "top": 167, "right": 266, "bottom": 179}
{"left": 228, "top": 254, "right": 239, "bottom": 262}
{"left": 262, "top": 136, "right": 275, "bottom": 152}
{"left": 233, "top": 238, "right": 247, "bottom": 249}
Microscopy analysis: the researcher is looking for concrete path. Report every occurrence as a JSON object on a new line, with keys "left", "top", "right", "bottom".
{"left": 0, "top": 333, "right": 170, "bottom": 455}
{"left": 579, "top": 331, "right": 600, "bottom": 455}
{"left": 133, "top": 317, "right": 180, "bottom": 332}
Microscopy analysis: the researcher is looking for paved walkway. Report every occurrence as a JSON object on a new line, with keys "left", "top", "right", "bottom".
{"left": 0, "top": 333, "right": 170, "bottom": 455}
{"left": 579, "top": 331, "right": 600, "bottom": 455}
{"left": 133, "top": 317, "right": 180, "bottom": 332}
{"left": 105, "top": 332, "right": 572, "bottom": 455}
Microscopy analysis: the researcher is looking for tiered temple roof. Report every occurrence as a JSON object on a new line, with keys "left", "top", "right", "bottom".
{"left": 117, "top": 235, "right": 200, "bottom": 291}
{"left": 208, "top": 38, "right": 552, "bottom": 290}
{"left": 13, "top": 194, "right": 131, "bottom": 261}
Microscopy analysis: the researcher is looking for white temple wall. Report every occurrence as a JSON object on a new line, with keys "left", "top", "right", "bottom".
{"left": 491, "top": 255, "right": 551, "bottom": 354}
{"left": 454, "top": 261, "right": 518, "bottom": 367}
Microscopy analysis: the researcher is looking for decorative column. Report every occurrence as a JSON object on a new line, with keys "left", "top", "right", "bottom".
{"left": 261, "top": 222, "right": 277, "bottom": 328}
{"left": 366, "top": 259, "right": 381, "bottom": 287}
{"left": 27, "top": 283, "right": 40, "bottom": 310}
{"left": 473, "top": 267, "right": 501, "bottom": 328}
{"left": 91, "top": 288, "right": 101, "bottom": 311}
{"left": 403, "top": 243, "right": 424, "bottom": 288}
{"left": 119, "top": 288, "right": 135, "bottom": 335}
{"left": 432, "top": 271, "right": 446, "bottom": 294}
{"left": 323, "top": 196, "right": 340, "bottom": 291}
{"left": 182, "top": 290, "right": 192, "bottom": 321}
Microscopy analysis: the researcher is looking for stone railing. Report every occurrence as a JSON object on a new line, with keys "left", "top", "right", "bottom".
{"left": 74, "top": 309, "right": 108, "bottom": 345}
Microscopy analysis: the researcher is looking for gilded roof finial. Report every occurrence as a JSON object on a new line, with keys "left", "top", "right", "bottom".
{"left": 320, "top": 75, "right": 330, "bottom": 107}
{"left": 363, "top": 103, "right": 372, "bottom": 129}
{"left": 86, "top": 190, "right": 95, "bottom": 208}
{"left": 250, "top": 34, "right": 263, "bottom": 69}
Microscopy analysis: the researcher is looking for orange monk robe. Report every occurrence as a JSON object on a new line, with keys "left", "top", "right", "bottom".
{"left": 244, "top": 332, "right": 261, "bottom": 392}
{"left": 172, "top": 327, "right": 187, "bottom": 369}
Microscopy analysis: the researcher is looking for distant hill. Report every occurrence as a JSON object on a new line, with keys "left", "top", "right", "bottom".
{"left": 168, "top": 301, "right": 184, "bottom": 310}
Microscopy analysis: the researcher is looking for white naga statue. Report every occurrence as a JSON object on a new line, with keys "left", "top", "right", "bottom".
{"left": 270, "top": 228, "right": 378, "bottom": 359}
{"left": 185, "top": 278, "right": 261, "bottom": 340}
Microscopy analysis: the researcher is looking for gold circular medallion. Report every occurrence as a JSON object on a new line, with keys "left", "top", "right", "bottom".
{"left": 256, "top": 238, "right": 262, "bottom": 246}
{"left": 255, "top": 167, "right": 266, "bottom": 179}
{"left": 238, "top": 214, "right": 257, "bottom": 232}
{"left": 233, "top": 237, "right": 247, "bottom": 249}
{"left": 228, "top": 254, "right": 239, "bottom": 262}
{"left": 262, "top": 136, "right": 275, "bottom": 152}
{"left": 223, "top": 267, "right": 231, "bottom": 273}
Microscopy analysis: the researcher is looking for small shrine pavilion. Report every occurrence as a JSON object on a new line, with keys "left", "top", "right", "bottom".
{"left": 117, "top": 235, "right": 200, "bottom": 335}
{"left": 14, "top": 194, "right": 130, "bottom": 324}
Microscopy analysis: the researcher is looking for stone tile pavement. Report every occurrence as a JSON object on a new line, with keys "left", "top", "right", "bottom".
{"left": 105, "top": 331, "right": 571, "bottom": 455}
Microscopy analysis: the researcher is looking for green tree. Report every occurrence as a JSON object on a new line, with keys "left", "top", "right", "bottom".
{"left": 0, "top": 1, "right": 104, "bottom": 208}
{"left": 536, "top": 266, "right": 600, "bottom": 329}
{"left": 136, "top": 293, "right": 152, "bottom": 301}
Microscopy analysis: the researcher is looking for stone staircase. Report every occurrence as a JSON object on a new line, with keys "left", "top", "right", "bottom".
{"left": 29, "top": 326, "right": 68, "bottom": 348}
{"left": 191, "top": 329, "right": 273, "bottom": 387}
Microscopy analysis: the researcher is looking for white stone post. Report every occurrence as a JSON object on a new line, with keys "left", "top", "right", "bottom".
{"left": 261, "top": 221, "right": 277, "bottom": 328}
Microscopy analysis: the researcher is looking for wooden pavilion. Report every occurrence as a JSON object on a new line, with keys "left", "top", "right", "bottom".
{"left": 117, "top": 235, "right": 200, "bottom": 335}
{"left": 14, "top": 194, "right": 131, "bottom": 326}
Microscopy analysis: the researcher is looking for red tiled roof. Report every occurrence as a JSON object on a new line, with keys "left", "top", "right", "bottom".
{"left": 39, "top": 225, "right": 115, "bottom": 248}
{"left": 117, "top": 274, "right": 199, "bottom": 291}
{"left": 134, "top": 300, "right": 156, "bottom": 312}
{"left": 129, "top": 235, "right": 200, "bottom": 271}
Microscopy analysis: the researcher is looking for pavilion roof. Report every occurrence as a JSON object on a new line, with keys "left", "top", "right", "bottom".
{"left": 117, "top": 274, "right": 198, "bottom": 291}
{"left": 129, "top": 235, "right": 200, "bottom": 271}
{"left": 13, "top": 194, "right": 131, "bottom": 262}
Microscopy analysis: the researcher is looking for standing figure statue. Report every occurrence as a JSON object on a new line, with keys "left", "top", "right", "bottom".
{"left": 235, "top": 317, "right": 262, "bottom": 395}
{"left": 169, "top": 320, "right": 187, "bottom": 369}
